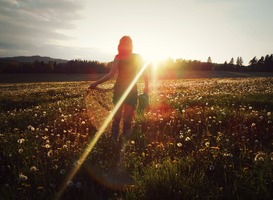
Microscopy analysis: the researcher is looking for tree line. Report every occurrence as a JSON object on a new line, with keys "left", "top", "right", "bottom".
{"left": 0, "top": 59, "right": 110, "bottom": 74}
{"left": 0, "top": 54, "right": 272, "bottom": 74}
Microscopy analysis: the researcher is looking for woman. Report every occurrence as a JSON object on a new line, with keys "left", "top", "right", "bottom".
{"left": 88, "top": 36, "right": 149, "bottom": 141}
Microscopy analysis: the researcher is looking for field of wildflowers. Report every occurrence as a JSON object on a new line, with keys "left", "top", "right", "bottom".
{"left": 0, "top": 77, "right": 273, "bottom": 199}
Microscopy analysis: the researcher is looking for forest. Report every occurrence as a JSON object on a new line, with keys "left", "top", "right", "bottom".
{"left": 0, "top": 54, "right": 273, "bottom": 74}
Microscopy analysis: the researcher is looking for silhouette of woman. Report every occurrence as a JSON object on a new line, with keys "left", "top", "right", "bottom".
{"left": 89, "top": 36, "right": 149, "bottom": 141}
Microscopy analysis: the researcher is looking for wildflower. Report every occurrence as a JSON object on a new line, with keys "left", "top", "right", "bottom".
{"left": 30, "top": 166, "right": 39, "bottom": 172}
{"left": 47, "top": 150, "right": 53, "bottom": 157}
{"left": 67, "top": 181, "right": 74, "bottom": 187}
{"left": 155, "top": 164, "right": 161, "bottom": 169}
{"left": 185, "top": 137, "right": 191, "bottom": 142}
{"left": 18, "top": 149, "right": 23, "bottom": 154}
{"left": 209, "top": 165, "right": 215, "bottom": 171}
{"left": 17, "top": 138, "right": 25, "bottom": 144}
{"left": 53, "top": 165, "right": 58, "bottom": 170}
{"left": 28, "top": 125, "right": 35, "bottom": 131}
{"left": 131, "top": 140, "right": 135, "bottom": 145}
{"left": 19, "top": 173, "right": 28, "bottom": 181}
{"left": 267, "top": 112, "right": 271, "bottom": 116}
{"left": 81, "top": 121, "right": 86, "bottom": 125}
{"left": 44, "top": 144, "right": 51, "bottom": 149}
{"left": 223, "top": 153, "right": 233, "bottom": 158}
{"left": 205, "top": 142, "right": 210, "bottom": 148}
{"left": 254, "top": 152, "right": 266, "bottom": 162}
{"left": 60, "top": 169, "right": 66, "bottom": 174}
{"left": 177, "top": 143, "right": 182, "bottom": 147}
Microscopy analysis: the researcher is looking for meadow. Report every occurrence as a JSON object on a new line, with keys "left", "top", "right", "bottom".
{"left": 0, "top": 77, "right": 273, "bottom": 199}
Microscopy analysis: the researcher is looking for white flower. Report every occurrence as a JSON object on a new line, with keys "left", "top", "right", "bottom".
{"left": 19, "top": 173, "right": 28, "bottom": 181}
{"left": 17, "top": 138, "right": 25, "bottom": 144}
{"left": 177, "top": 143, "right": 182, "bottom": 147}
{"left": 254, "top": 152, "right": 266, "bottom": 162}
{"left": 209, "top": 165, "right": 215, "bottom": 171}
{"left": 60, "top": 169, "right": 66, "bottom": 174}
{"left": 67, "top": 181, "right": 74, "bottom": 187}
{"left": 205, "top": 142, "right": 210, "bottom": 148}
{"left": 28, "top": 125, "right": 35, "bottom": 131}
{"left": 47, "top": 150, "right": 53, "bottom": 157}
{"left": 30, "top": 166, "right": 39, "bottom": 172}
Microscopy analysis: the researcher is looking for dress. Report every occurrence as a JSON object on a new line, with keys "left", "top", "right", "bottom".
{"left": 113, "top": 53, "right": 143, "bottom": 106}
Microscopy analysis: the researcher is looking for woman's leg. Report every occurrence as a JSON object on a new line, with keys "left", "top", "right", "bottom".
{"left": 111, "top": 104, "right": 123, "bottom": 141}
{"left": 122, "top": 104, "right": 135, "bottom": 138}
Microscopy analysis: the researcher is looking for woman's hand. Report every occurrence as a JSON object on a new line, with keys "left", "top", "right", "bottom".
{"left": 144, "top": 87, "right": 149, "bottom": 94}
{"left": 88, "top": 82, "right": 98, "bottom": 90}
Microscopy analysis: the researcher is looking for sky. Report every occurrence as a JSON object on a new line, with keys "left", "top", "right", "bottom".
{"left": 0, "top": 0, "right": 273, "bottom": 64}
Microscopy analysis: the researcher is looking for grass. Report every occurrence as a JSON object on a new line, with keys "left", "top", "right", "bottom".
{"left": 0, "top": 77, "right": 273, "bottom": 199}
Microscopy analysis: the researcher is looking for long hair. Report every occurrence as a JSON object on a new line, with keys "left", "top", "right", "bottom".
{"left": 117, "top": 36, "right": 133, "bottom": 57}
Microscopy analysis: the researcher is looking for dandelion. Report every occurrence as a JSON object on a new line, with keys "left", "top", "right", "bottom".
{"left": 223, "top": 153, "right": 233, "bottom": 158}
{"left": 254, "top": 152, "right": 266, "bottom": 162}
{"left": 19, "top": 173, "right": 28, "bottom": 181}
{"left": 17, "top": 138, "right": 25, "bottom": 144}
{"left": 209, "top": 165, "right": 215, "bottom": 171}
{"left": 30, "top": 166, "right": 39, "bottom": 172}
{"left": 205, "top": 142, "right": 210, "bottom": 148}
{"left": 53, "top": 165, "right": 58, "bottom": 170}
{"left": 67, "top": 181, "right": 74, "bottom": 187}
{"left": 177, "top": 143, "right": 182, "bottom": 147}
{"left": 47, "top": 150, "right": 53, "bottom": 157}
{"left": 28, "top": 125, "right": 35, "bottom": 131}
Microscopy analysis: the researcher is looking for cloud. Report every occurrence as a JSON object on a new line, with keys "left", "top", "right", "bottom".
{"left": 0, "top": 0, "right": 83, "bottom": 58}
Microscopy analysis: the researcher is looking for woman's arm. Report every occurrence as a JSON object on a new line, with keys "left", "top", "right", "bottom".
{"left": 88, "top": 59, "right": 118, "bottom": 89}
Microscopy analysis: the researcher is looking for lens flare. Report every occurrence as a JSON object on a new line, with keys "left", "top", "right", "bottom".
{"left": 55, "top": 62, "right": 149, "bottom": 199}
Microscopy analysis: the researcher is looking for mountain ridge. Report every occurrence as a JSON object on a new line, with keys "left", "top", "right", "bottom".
{"left": 0, "top": 55, "right": 68, "bottom": 63}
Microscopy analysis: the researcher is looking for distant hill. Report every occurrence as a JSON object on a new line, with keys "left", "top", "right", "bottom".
{"left": 0, "top": 55, "right": 68, "bottom": 63}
